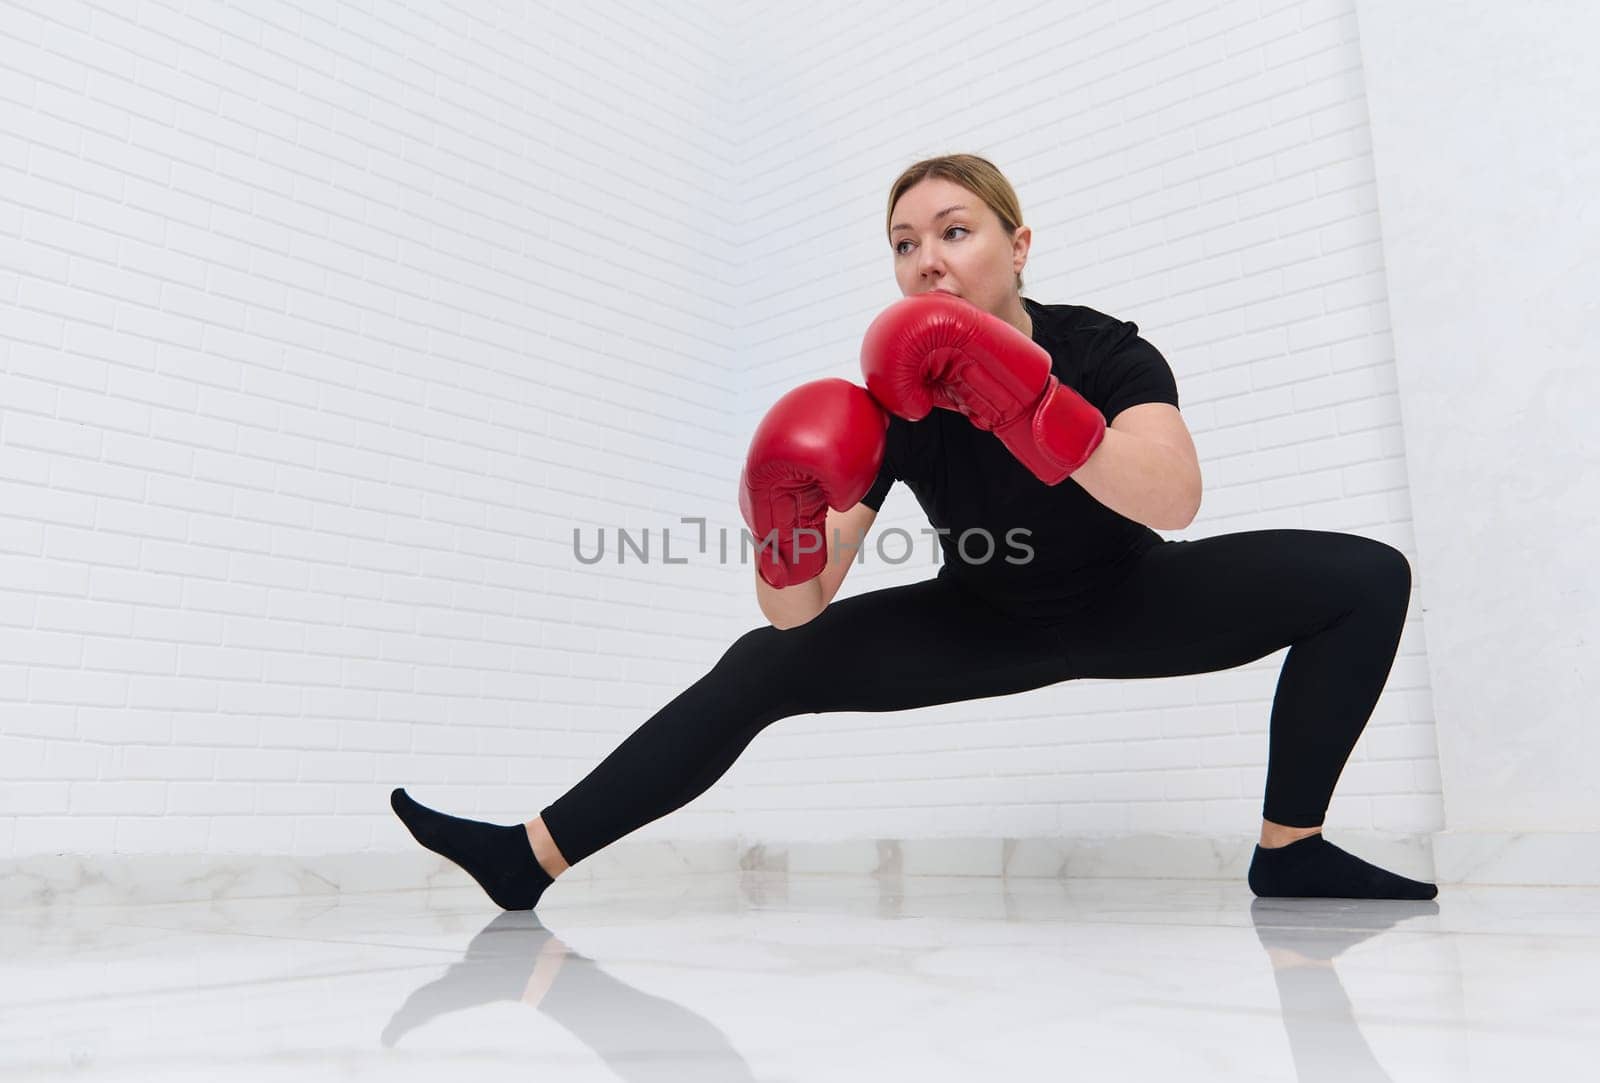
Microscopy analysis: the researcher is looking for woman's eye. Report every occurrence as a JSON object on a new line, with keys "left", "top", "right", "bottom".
{"left": 894, "top": 226, "right": 967, "bottom": 256}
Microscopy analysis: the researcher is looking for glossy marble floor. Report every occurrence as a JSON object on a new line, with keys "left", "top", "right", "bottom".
{"left": 2, "top": 871, "right": 1594, "bottom": 1081}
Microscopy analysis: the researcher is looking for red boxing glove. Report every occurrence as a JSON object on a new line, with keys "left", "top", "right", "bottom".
{"left": 860, "top": 292, "right": 1106, "bottom": 485}
{"left": 738, "top": 378, "right": 888, "bottom": 589}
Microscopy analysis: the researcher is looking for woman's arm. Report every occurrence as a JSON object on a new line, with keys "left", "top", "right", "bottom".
{"left": 755, "top": 502, "right": 879, "bottom": 629}
{"left": 1070, "top": 403, "right": 1202, "bottom": 530}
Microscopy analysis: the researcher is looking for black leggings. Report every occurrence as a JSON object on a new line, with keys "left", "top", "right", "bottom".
{"left": 540, "top": 529, "right": 1412, "bottom": 867}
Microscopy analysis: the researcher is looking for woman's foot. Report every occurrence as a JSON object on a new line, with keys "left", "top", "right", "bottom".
{"left": 1248, "top": 833, "right": 1438, "bottom": 900}
{"left": 390, "top": 788, "right": 555, "bottom": 910}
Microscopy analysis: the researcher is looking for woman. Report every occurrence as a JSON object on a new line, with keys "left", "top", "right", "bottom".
{"left": 392, "top": 154, "right": 1437, "bottom": 908}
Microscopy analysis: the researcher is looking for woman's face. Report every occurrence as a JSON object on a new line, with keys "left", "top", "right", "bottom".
{"left": 890, "top": 177, "right": 1030, "bottom": 317}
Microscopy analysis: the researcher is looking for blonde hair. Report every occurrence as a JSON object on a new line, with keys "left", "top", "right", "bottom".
{"left": 886, "top": 154, "right": 1026, "bottom": 291}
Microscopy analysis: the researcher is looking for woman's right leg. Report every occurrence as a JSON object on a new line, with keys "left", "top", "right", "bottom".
{"left": 537, "top": 574, "right": 1075, "bottom": 869}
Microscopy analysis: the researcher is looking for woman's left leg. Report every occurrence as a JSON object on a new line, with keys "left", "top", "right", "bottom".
{"left": 1061, "top": 528, "right": 1411, "bottom": 828}
{"left": 1056, "top": 529, "right": 1436, "bottom": 899}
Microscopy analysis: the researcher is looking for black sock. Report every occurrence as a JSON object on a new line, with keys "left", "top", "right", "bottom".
{"left": 1248, "top": 833, "right": 1437, "bottom": 900}
{"left": 390, "top": 788, "right": 554, "bottom": 911}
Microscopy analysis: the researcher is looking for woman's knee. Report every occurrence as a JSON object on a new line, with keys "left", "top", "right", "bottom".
{"left": 1341, "top": 535, "right": 1411, "bottom": 607}
{"left": 1368, "top": 538, "right": 1411, "bottom": 594}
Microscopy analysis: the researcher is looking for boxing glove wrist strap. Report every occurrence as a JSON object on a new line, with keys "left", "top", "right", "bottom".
{"left": 992, "top": 376, "right": 1106, "bottom": 485}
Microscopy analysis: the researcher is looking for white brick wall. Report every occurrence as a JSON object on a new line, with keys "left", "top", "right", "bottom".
{"left": 0, "top": 0, "right": 1443, "bottom": 860}
{"left": 1, "top": 0, "right": 750, "bottom": 857}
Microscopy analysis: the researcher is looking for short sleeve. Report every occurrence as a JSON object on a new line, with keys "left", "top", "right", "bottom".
{"left": 859, "top": 454, "right": 895, "bottom": 511}
{"left": 1090, "top": 318, "right": 1181, "bottom": 424}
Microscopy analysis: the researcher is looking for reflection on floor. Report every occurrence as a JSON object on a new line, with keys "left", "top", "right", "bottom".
{"left": 2, "top": 871, "right": 1594, "bottom": 1080}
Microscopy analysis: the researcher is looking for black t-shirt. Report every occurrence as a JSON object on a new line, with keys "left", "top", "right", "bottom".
{"left": 859, "top": 295, "right": 1182, "bottom": 626}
